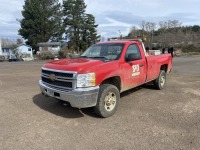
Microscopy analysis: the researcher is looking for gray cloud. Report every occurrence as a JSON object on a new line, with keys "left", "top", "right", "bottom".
{"left": 98, "top": 24, "right": 131, "bottom": 38}
{"left": 94, "top": 10, "right": 200, "bottom": 38}
{"left": 103, "top": 11, "right": 144, "bottom": 25}
{"left": 0, "top": 0, "right": 200, "bottom": 39}
{"left": 166, "top": 13, "right": 199, "bottom": 23}
{"left": 0, "top": 0, "right": 23, "bottom": 38}
{"left": 85, "top": 0, "right": 200, "bottom": 38}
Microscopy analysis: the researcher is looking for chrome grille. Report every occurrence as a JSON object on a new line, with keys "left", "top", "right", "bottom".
{"left": 42, "top": 77, "right": 73, "bottom": 88}
{"left": 41, "top": 68, "right": 76, "bottom": 89}
{"left": 42, "top": 69, "right": 73, "bottom": 78}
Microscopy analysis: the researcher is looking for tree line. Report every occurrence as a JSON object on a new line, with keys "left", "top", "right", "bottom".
{"left": 18, "top": 0, "right": 200, "bottom": 54}
{"left": 18, "top": 0, "right": 99, "bottom": 53}
{"left": 128, "top": 20, "right": 200, "bottom": 52}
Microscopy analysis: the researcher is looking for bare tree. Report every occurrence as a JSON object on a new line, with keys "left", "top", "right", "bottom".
{"left": 16, "top": 39, "right": 24, "bottom": 45}
{"left": 129, "top": 26, "right": 139, "bottom": 38}
{"left": 140, "top": 21, "right": 146, "bottom": 38}
{"left": 147, "top": 22, "right": 156, "bottom": 48}
{"left": 128, "top": 19, "right": 200, "bottom": 52}
{"left": 158, "top": 20, "right": 182, "bottom": 47}
{"left": 140, "top": 21, "right": 156, "bottom": 48}
{"left": 158, "top": 21, "right": 168, "bottom": 47}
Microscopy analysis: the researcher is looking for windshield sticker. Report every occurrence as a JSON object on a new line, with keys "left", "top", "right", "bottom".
{"left": 132, "top": 65, "right": 140, "bottom": 76}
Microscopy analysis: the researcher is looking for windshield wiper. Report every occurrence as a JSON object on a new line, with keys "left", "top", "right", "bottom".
{"left": 80, "top": 56, "right": 111, "bottom": 61}
{"left": 90, "top": 56, "right": 109, "bottom": 60}
{"left": 80, "top": 56, "right": 88, "bottom": 58}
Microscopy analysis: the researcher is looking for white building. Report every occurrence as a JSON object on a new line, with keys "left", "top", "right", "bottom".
{"left": 1, "top": 44, "right": 33, "bottom": 61}
{"left": 1, "top": 45, "right": 16, "bottom": 59}
{"left": 17, "top": 45, "right": 33, "bottom": 61}
{"left": 37, "top": 42, "right": 61, "bottom": 54}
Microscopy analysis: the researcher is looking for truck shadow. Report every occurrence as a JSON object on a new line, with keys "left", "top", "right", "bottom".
{"left": 33, "top": 84, "right": 156, "bottom": 118}
{"left": 121, "top": 83, "right": 157, "bottom": 97}
{"left": 33, "top": 94, "right": 99, "bottom": 118}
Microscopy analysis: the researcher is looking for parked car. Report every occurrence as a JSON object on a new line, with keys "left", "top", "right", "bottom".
{"left": 0, "top": 55, "right": 5, "bottom": 62}
{"left": 9, "top": 54, "right": 23, "bottom": 62}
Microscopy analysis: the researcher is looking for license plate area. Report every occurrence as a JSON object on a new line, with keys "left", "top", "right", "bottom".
{"left": 45, "top": 89, "right": 60, "bottom": 97}
{"left": 54, "top": 92, "right": 60, "bottom": 97}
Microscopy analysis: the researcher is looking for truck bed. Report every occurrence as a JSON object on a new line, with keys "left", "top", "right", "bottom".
{"left": 146, "top": 54, "right": 172, "bottom": 82}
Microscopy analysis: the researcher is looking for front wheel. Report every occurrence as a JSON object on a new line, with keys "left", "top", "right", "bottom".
{"left": 94, "top": 84, "right": 120, "bottom": 118}
{"left": 153, "top": 70, "right": 166, "bottom": 90}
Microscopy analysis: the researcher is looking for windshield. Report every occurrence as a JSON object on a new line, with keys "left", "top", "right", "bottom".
{"left": 81, "top": 43, "right": 124, "bottom": 61}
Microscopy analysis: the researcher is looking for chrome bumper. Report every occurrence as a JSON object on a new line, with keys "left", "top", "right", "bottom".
{"left": 39, "top": 80, "right": 99, "bottom": 108}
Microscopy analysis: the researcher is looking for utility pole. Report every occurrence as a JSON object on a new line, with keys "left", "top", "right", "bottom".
{"left": 0, "top": 38, "right": 2, "bottom": 56}
{"left": 118, "top": 30, "right": 122, "bottom": 39}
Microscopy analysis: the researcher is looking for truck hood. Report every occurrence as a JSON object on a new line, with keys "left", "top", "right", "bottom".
{"left": 43, "top": 58, "right": 105, "bottom": 73}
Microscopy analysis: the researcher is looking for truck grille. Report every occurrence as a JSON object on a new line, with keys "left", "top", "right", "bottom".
{"left": 42, "top": 70, "right": 73, "bottom": 78}
{"left": 41, "top": 68, "right": 76, "bottom": 89}
{"left": 42, "top": 77, "right": 73, "bottom": 88}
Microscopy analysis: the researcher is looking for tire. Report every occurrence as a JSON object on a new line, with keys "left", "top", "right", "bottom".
{"left": 94, "top": 84, "right": 120, "bottom": 118}
{"left": 153, "top": 70, "right": 166, "bottom": 90}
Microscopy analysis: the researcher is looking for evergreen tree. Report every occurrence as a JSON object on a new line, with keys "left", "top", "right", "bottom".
{"left": 82, "top": 14, "right": 100, "bottom": 49}
{"left": 192, "top": 25, "right": 200, "bottom": 32}
{"left": 18, "top": 0, "right": 63, "bottom": 51}
{"left": 63, "top": 0, "right": 99, "bottom": 52}
{"left": 63, "top": 0, "right": 86, "bottom": 51}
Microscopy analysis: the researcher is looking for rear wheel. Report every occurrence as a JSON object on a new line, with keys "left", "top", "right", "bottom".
{"left": 94, "top": 84, "right": 120, "bottom": 118}
{"left": 153, "top": 70, "right": 166, "bottom": 90}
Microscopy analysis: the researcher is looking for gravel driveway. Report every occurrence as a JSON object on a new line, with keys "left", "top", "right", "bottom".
{"left": 0, "top": 56, "right": 200, "bottom": 150}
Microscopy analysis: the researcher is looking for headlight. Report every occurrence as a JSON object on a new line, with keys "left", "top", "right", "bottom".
{"left": 77, "top": 73, "right": 96, "bottom": 88}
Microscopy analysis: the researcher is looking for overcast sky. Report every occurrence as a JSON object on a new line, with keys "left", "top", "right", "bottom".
{"left": 0, "top": 0, "right": 199, "bottom": 39}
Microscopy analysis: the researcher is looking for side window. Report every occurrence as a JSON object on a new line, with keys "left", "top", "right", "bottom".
{"left": 125, "top": 44, "right": 141, "bottom": 60}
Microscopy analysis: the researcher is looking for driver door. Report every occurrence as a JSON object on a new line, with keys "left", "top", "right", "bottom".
{"left": 121, "top": 44, "right": 146, "bottom": 91}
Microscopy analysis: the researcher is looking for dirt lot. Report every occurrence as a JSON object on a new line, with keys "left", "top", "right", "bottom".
{"left": 0, "top": 56, "right": 200, "bottom": 150}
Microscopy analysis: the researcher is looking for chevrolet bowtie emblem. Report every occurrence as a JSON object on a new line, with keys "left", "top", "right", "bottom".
{"left": 49, "top": 74, "right": 56, "bottom": 81}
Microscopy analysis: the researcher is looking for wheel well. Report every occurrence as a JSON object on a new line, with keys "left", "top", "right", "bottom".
{"left": 160, "top": 64, "right": 168, "bottom": 72}
{"left": 101, "top": 76, "right": 121, "bottom": 92}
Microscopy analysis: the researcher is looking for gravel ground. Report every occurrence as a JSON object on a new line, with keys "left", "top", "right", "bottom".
{"left": 0, "top": 56, "right": 200, "bottom": 150}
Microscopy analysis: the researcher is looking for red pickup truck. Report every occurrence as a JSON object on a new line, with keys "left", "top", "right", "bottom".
{"left": 39, "top": 39, "right": 172, "bottom": 117}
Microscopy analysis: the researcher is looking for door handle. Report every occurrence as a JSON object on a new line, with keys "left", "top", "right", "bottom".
{"left": 139, "top": 64, "right": 144, "bottom": 67}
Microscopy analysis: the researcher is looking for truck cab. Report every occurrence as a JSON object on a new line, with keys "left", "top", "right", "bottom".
{"left": 39, "top": 39, "right": 172, "bottom": 117}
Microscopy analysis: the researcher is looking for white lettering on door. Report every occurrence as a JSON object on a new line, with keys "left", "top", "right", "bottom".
{"left": 132, "top": 65, "right": 140, "bottom": 76}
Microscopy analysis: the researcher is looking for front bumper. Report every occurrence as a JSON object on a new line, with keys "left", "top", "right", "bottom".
{"left": 39, "top": 80, "right": 99, "bottom": 108}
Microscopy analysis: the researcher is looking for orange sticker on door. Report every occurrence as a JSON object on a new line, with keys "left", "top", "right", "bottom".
{"left": 132, "top": 65, "right": 140, "bottom": 76}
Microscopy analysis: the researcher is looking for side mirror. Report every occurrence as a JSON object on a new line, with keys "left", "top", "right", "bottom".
{"left": 126, "top": 54, "right": 141, "bottom": 62}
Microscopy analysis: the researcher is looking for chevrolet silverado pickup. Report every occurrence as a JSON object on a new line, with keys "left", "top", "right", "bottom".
{"left": 39, "top": 39, "right": 172, "bottom": 117}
